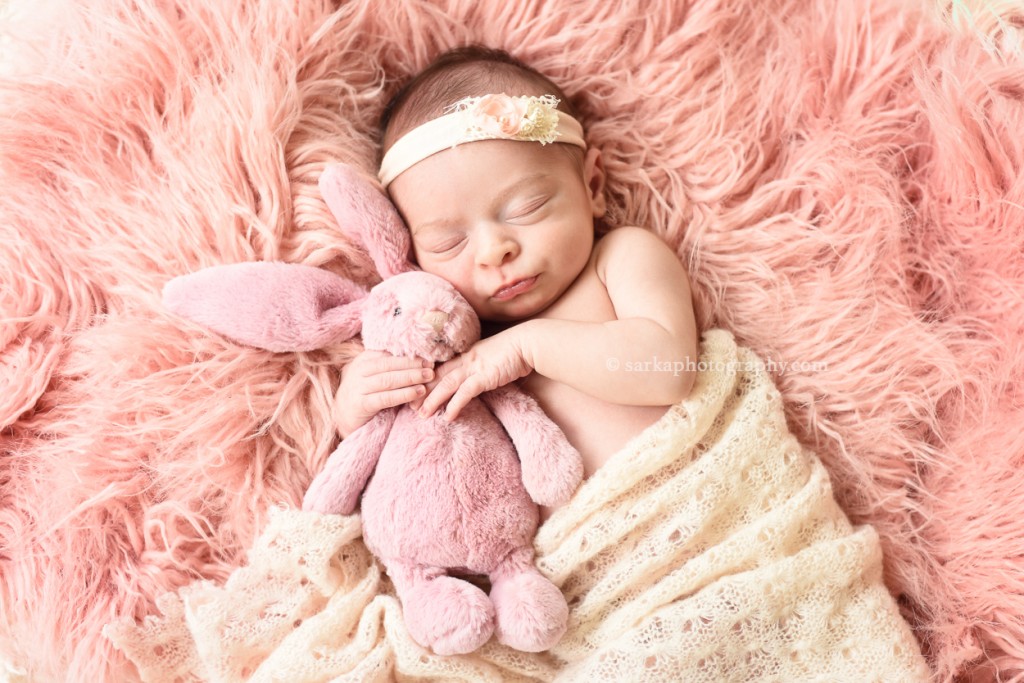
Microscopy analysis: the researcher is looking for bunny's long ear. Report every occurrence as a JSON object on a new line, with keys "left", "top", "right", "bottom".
{"left": 318, "top": 163, "right": 414, "bottom": 279}
{"left": 163, "top": 262, "right": 366, "bottom": 352}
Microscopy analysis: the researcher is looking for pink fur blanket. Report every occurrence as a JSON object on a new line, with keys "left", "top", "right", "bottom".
{"left": 1, "top": 1, "right": 1021, "bottom": 681}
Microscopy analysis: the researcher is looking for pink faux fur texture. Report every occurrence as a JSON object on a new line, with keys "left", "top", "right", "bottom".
{"left": 0, "top": 0, "right": 1022, "bottom": 681}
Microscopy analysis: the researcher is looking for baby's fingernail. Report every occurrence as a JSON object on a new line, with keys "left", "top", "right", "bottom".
{"left": 421, "top": 359, "right": 432, "bottom": 368}
{"left": 422, "top": 369, "right": 433, "bottom": 381}
{"left": 415, "top": 385, "right": 426, "bottom": 395}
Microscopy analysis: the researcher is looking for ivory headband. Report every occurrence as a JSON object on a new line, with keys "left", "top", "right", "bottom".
{"left": 378, "top": 93, "right": 587, "bottom": 187}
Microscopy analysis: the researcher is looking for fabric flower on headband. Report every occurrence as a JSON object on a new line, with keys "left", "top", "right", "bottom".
{"left": 452, "top": 94, "right": 562, "bottom": 145}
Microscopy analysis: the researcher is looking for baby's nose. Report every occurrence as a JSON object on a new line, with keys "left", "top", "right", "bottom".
{"left": 476, "top": 226, "right": 519, "bottom": 267}
{"left": 421, "top": 310, "right": 449, "bottom": 334}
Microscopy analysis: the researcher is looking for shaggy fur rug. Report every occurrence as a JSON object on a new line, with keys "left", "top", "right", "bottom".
{"left": 1, "top": 0, "right": 1022, "bottom": 681}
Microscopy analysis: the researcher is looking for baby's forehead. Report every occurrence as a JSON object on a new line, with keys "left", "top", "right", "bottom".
{"left": 402, "top": 138, "right": 575, "bottom": 190}
{"left": 390, "top": 140, "right": 578, "bottom": 226}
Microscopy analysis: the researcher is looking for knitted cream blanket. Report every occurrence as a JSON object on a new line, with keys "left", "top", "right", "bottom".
{"left": 105, "top": 330, "right": 930, "bottom": 682}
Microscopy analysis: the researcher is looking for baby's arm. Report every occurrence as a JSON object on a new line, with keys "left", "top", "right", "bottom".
{"left": 421, "top": 227, "right": 697, "bottom": 419}
{"left": 522, "top": 226, "right": 698, "bottom": 403}
{"left": 332, "top": 350, "right": 434, "bottom": 438}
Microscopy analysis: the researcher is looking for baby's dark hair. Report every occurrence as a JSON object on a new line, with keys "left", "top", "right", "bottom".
{"left": 379, "top": 46, "right": 578, "bottom": 155}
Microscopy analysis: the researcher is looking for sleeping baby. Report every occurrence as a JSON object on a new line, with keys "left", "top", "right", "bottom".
{"left": 335, "top": 46, "right": 699, "bottom": 499}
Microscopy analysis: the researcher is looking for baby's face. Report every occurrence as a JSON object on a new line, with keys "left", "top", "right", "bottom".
{"left": 388, "top": 139, "right": 605, "bottom": 322}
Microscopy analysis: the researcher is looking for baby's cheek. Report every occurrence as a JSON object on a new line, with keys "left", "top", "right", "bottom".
{"left": 417, "top": 261, "right": 471, "bottom": 297}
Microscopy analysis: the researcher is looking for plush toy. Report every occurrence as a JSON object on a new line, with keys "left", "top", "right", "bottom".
{"left": 162, "top": 163, "right": 584, "bottom": 656}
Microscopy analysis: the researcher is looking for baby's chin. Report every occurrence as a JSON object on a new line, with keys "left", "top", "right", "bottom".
{"left": 477, "top": 293, "right": 557, "bottom": 324}
{"left": 476, "top": 305, "right": 526, "bottom": 324}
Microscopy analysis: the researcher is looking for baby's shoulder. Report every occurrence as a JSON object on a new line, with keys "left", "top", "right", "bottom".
{"left": 594, "top": 226, "right": 681, "bottom": 278}
{"left": 596, "top": 225, "right": 673, "bottom": 255}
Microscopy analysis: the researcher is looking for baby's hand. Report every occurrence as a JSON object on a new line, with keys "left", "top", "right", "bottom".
{"left": 333, "top": 349, "right": 434, "bottom": 438}
{"left": 418, "top": 328, "right": 532, "bottom": 422}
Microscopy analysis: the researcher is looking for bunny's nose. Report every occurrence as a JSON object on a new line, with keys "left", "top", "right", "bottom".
{"left": 421, "top": 310, "right": 449, "bottom": 334}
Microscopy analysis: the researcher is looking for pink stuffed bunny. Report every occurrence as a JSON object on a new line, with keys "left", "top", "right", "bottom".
{"left": 163, "top": 163, "right": 583, "bottom": 655}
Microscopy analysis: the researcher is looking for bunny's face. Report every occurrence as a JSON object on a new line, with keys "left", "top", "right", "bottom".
{"left": 360, "top": 271, "right": 481, "bottom": 363}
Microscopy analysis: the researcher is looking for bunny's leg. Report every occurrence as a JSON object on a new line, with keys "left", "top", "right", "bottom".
{"left": 385, "top": 560, "right": 495, "bottom": 655}
{"left": 479, "top": 385, "right": 583, "bottom": 507}
{"left": 489, "top": 547, "right": 569, "bottom": 652}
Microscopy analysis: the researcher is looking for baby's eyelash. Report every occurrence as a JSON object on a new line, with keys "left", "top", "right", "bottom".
{"left": 428, "top": 236, "right": 466, "bottom": 254}
{"left": 508, "top": 197, "right": 549, "bottom": 220}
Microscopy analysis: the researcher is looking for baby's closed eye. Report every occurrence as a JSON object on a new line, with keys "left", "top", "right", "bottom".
{"left": 423, "top": 234, "right": 467, "bottom": 254}
{"left": 505, "top": 195, "right": 550, "bottom": 223}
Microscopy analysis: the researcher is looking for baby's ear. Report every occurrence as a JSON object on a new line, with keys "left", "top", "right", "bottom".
{"left": 319, "top": 163, "right": 414, "bottom": 279}
{"left": 163, "top": 262, "right": 366, "bottom": 352}
{"left": 583, "top": 147, "right": 607, "bottom": 218}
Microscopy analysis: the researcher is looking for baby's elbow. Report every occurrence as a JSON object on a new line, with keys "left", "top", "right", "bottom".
{"left": 642, "top": 359, "right": 695, "bottom": 406}
{"left": 680, "top": 367, "right": 697, "bottom": 400}
{"left": 660, "top": 340, "right": 698, "bottom": 404}
{"left": 665, "top": 367, "right": 696, "bottom": 405}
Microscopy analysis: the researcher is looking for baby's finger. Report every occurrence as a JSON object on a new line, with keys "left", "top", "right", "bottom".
{"left": 366, "top": 353, "right": 431, "bottom": 376}
{"left": 428, "top": 356, "right": 463, "bottom": 384}
{"left": 419, "top": 371, "right": 463, "bottom": 418}
{"left": 368, "top": 366, "right": 434, "bottom": 393}
{"left": 442, "top": 376, "right": 486, "bottom": 422}
{"left": 360, "top": 384, "right": 427, "bottom": 414}
{"left": 404, "top": 373, "right": 435, "bottom": 410}
{"left": 416, "top": 358, "right": 463, "bottom": 413}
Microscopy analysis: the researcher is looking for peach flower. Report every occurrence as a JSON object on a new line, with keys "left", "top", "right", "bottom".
{"left": 470, "top": 94, "right": 529, "bottom": 137}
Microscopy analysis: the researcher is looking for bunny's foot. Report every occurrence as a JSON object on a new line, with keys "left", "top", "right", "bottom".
{"left": 490, "top": 550, "right": 569, "bottom": 652}
{"left": 387, "top": 561, "right": 495, "bottom": 655}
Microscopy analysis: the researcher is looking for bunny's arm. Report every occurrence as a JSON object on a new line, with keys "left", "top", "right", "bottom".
{"left": 479, "top": 386, "right": 583, "bottom": 507}
{"left": 302, "top": 407, "right": 397, "bottom": 515}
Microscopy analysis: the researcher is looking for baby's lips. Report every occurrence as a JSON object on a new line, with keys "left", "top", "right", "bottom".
{"left": 492, "top": 275, "right": 538, "bottom": 301}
